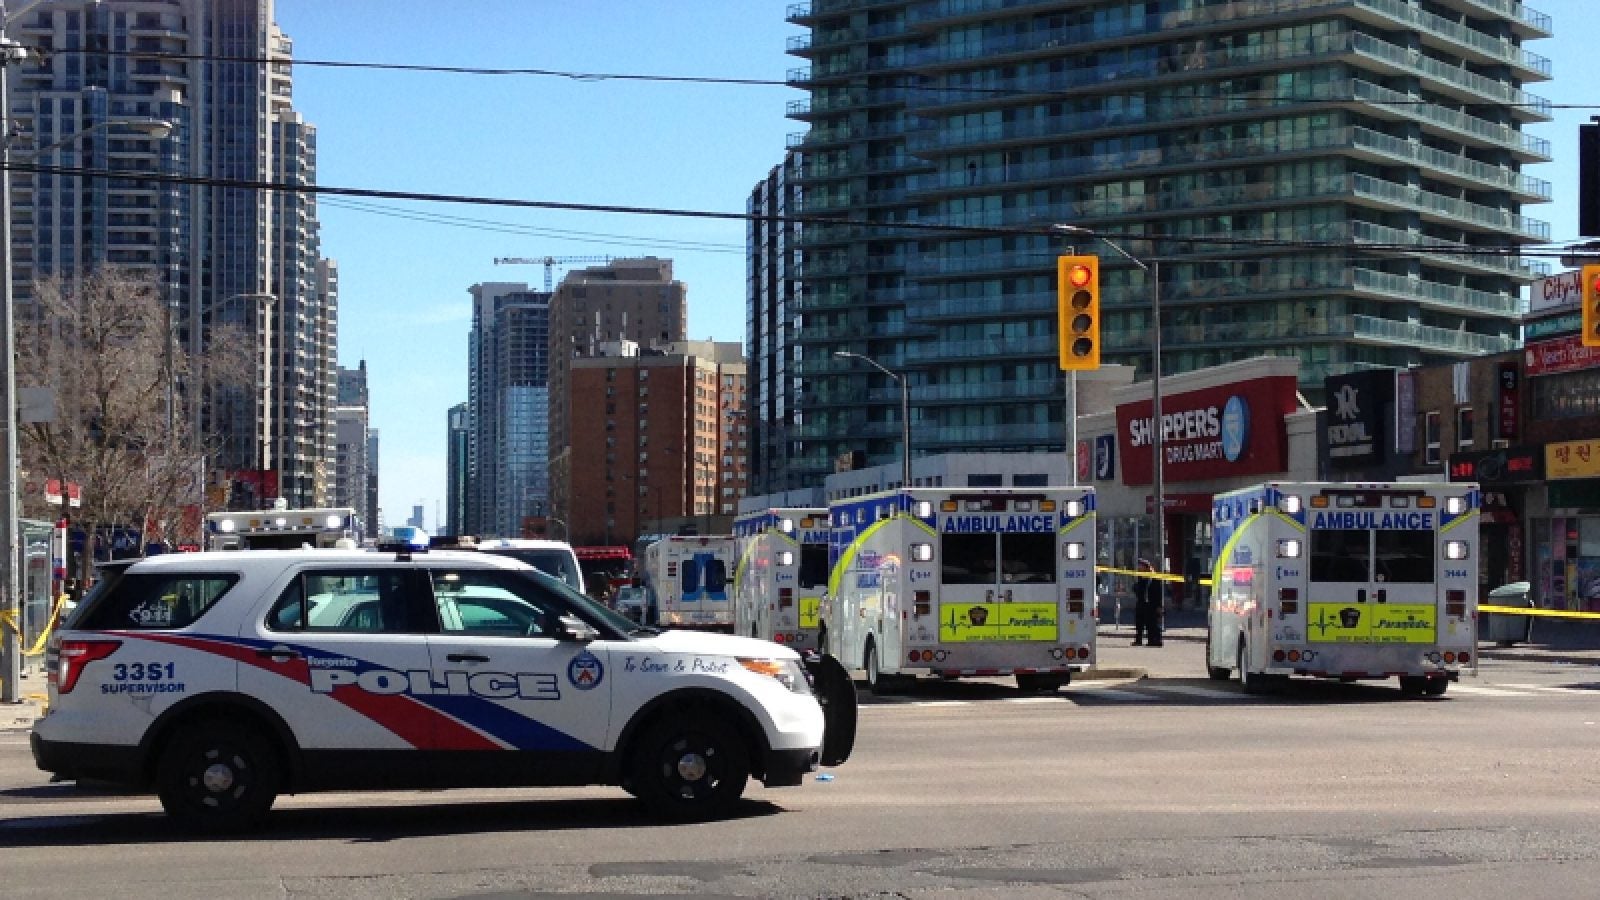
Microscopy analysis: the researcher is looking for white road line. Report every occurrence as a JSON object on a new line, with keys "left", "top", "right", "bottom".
{"left": 1496, "top": 683, "right": 1597, "bottom": 694}
{"left": 1149, "top": 684, "right": 1255, "bottom": 700}
{"left": 1448, "top": 684, "right": 1534, "bottom": 696}
{"left": 1068, "top": 687, "right": 1160, "bottom": 702}
{"left": 1003, "top": 696, "right": 1069, "bottom": 704}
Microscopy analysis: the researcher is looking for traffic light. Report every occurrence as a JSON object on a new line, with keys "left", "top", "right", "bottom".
{"left": 1585, "top": 265, "right": 1600, "bottom": 349}
{"left": 1057, "top": 255, "right": 1100, "bottom": 370}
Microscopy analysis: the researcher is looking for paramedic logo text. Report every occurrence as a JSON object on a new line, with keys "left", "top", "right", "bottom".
{"left": 568, "top": 651, "right": 604, "bottom": 691}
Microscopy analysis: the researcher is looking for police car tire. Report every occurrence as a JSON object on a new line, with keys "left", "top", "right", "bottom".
{"left": 631, "top": 713, "right": 749, "bottom": 821}
{"left": 155, "top": 719, "right": 280, "bottom": 833}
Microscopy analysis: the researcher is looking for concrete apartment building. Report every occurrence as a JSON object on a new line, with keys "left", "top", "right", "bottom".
{"left": 547, "top": 259, "right": 688, "bottom": 529}
{"left": 776, "top": 0, "right": 1552, "bottom": 486}
{"left": 8, "top": 1, "right": 335, "bottom": 508}
{"left": 567, "top": 341, "right": 746, "bottom": 547}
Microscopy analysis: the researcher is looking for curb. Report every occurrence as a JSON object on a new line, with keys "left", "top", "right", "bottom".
{"left": 1477, "top": 649, "right": 1600, "bottom": 666}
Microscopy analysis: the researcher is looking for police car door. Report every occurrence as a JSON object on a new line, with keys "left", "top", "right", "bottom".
{"left": 424, "top": 567, "right": 612, "bottom": 761}
{"left": 249, "top": 567, "right": 439, "bottom": 752}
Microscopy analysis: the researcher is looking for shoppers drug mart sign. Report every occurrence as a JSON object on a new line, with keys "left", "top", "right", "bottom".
{"left": 1115, "top": 375, "right": 1297, "bottom": 485}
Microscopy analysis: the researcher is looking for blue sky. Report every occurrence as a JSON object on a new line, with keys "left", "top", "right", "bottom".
{"left": 275, "top": 1, "right": 1590, "bottom": 531}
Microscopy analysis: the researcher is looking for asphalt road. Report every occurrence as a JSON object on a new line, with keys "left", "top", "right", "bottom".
{"left": 2, "top": 642, "right": 1599, "bottom": 899}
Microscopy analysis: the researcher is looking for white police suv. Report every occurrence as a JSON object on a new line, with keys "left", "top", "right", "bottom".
{"left": 32, "top": 546, "right": 856, "bottom": 831}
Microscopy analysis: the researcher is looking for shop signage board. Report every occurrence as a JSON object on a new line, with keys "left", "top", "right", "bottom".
{"left": 1525, "top": 335, "right": 1600, "bottom": 377}
{"left": 1093, "top": 434, "right": 1115, "bottom": 481}
{"left": 1547, "top": 439, "right": 1600, "bottom": 481}
{"left": 1531, "top": 270, "right": 1581, "bottom": 315}
{"left": 1115, "top": 375, "right": 1297, "bottom": 486}
{"left": 1497, "top": 362, "right": 1519, "bottom": 440}
{"left": 1448, "top": 446, "right": 1543, "bottom": 484}
{"left": 1324, "top": 370, "right": 1392, "bottom": 468}
{"left": 1526, "top": 313, "right": 1581, "bottom": 342}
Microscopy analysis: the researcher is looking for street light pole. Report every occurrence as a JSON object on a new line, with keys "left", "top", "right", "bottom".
{"left": 834, "top": 351, "right": 911, "bottom": 489}
{"left": 1053, "top": 225, "right": 1167, "bottom": 575}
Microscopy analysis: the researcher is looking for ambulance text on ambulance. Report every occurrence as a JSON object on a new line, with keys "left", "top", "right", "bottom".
{"left": 1311, "top": 511, "right": 1434, "bottom": 530}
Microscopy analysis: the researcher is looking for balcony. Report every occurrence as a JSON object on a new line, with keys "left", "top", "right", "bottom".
{"left": 919, "top": 423, "right": 1057, "bottom": 446}
{"left": 1351, "top": 315, "right": 1516, "bottom": 355}
{"left": 913, "top": 379, "right": 1059, "bottom": 404}
{"left": 1351, "top": 269, "right": 1522, "bottom": 319}
{"left": 907, "top": 290, "right": 1056, "bottom": 321}
{"left": 1349, "top": 221, "right": 1547, "bottom": 280}
{"left": 1350, "top": 33, "right": 1549, "bottom": 121}
{"left": 1352, "top": 81, "right": 1550, "bottom": 162}
{"left": 1351, "top": 174, "right": 1550, "bottom": 241}
{"left": 903, "top": 334, "right": 1056, "bottom": 363}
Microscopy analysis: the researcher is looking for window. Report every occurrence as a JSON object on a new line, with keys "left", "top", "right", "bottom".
{"left": 268, "top": 571, "right": 422, "bottom": 633}
{"left": 942, "top": 533, "right": 997, "bottom": 585}
{"left": 1456, "top": 407, "right": 1474, "bottom": 451}
{"left": 432, "top": 570, "right": 564, "bottom": 637}
{"left": 1424, "top": 411, "right": 1441, "bottom": 465}
{"left": 1376, "top": 531, "right": 1434, "bottom": 584}
{"left": 1310, "top": 530, "right": 1369, "bottom": 583}
{"left": 77, "top": 572, "right": 238, "bottom": 630}
{"left": 799, "top": 543, "right": 830, "bottom": 589}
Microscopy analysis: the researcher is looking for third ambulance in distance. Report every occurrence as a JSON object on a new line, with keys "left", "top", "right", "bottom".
{"left": 640, "top": 535, "right": 739, "bottom": 631}
{"left": 1206, "top": 481, "right": 1479, "bottom": 695}
{"left": 822, "top": 487, "right": 1097, "bottom": 694}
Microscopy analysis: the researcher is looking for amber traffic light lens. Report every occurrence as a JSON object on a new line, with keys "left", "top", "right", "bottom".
{"left": 1068, "top": 266, "right": 1092, "bottom": 288}
{"left": 1071, "top": 336, "right": 1094, "bottom": 356}
{"left": 1070, "top": 289, "right": 1092, "bottom": 310}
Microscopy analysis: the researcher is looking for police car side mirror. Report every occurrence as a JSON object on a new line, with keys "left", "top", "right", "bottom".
{"left": 556, "top": 615, "right": 599, "bottom": 643}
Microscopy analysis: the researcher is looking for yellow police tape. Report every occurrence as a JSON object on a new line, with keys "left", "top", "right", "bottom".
{"left": 0, "top": 594, "right": 69, "bottom": 657}
{"left": 1096, "top": 565, "right": 1212, "bottom": 587}
{"left": 1478, "top": 605, "right": 1600, "bottom": 619}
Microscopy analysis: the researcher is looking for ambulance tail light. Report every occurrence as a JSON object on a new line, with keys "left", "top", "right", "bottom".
{"left": 1068, "top": 587, "right": 1086, "bottom": 614}
{"left": 1273, "top": 649, "right": 1287, "bottom": 662}
{"left": 1458, "top": 651, "right": 1470, "bottom": 664}
{"left": 940, "top": 500, "right": 958, "bottom": 512}
{"left": 1277, "top": 539, "right": 1302, "bottom": 559}
{"left": 1279, "top": 587, "right": 1298, "bottom": 615}
{"left": 914, "top": 591, "right": 932, "bottom": 617}
{"left": 779, "top": 588, "right": 794, "bottom": 609}
{"left": 1446, "top": 590, "right": 1466, "bottom": 617}
{"left": 55, "top": 639, "right": 121, "bottom": 694}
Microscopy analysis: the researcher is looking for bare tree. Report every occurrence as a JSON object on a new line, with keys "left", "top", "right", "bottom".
{"left": 14, "top": 267, "right": 248, "bottom": 572}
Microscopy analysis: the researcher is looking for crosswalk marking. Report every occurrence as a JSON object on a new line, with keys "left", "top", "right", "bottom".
{"left": 1151, "top": 684, "right": 1257, "bottom": 701}
{"left": 1068, "top": 686, "right": 1160, "bottom": 703}
{"left": 859, "top": 679, "right": 1600, "bottom": 710}
{"left": 1447, "top": 683, "right": 1532, "bottom": 696}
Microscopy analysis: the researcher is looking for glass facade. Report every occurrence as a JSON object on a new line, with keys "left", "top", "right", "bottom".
{"left": 780, "top": 0, "right": 1552, "bottom": 483}
{"left": 466, "top": 285, "right": 553, "bottom": 538}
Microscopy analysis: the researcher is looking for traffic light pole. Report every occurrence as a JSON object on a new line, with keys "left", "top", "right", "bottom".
{"left": 1065, "top": 370, "right": 1077, "bottom": 487}
{"left": 1151, "top": 260, "right": 1166, "bottom": 575}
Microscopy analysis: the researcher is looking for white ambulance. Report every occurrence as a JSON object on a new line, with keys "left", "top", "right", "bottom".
{"left": 732, "top": 508, "right": 829, "bottom": 652}
{"left": 640, "top": 536, "right": 739, "bottom": 632}
{"left": 1206, "top": 482, "right": 1480, "bottom": 695}
{"left": 31, "top": 546, "right": 856, "bottom": 831}
{"left": 822, "top": 487, "right": 1096, "bottom": 694}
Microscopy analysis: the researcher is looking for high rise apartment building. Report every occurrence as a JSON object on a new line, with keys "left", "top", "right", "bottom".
{"left": 746, "top": 151, "right": 807, "bottom": 497}
{"left": 332, "top": 361, "right": 373, "bottom": 534}
{"left": 8, "top": 0, "right": 335, "bottom": 508}
{"left": 466, "top": 283, "right": 553, "bottom": 539}
{"left": 568, "top": 341, "right": 746, "bottom": 546}
{"left": 445, "top": 403, "right": 470, "bottom": 538}
{"left": 779, "top": 0, "right": 1551, "bottom": 483}
{"left": 547, "top": 258, "right": 688, "bottom": 527}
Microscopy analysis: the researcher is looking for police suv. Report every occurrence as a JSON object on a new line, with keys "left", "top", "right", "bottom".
{"left": 32, "top": 547, "right": 856, "bottom": 831}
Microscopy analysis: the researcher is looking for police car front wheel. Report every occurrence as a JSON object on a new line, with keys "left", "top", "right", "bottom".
{"left": 631, "top": 714, "right": 749, "bottom": 821}
{"left": 155, "top": 719, "right": 281, "bottom": 833}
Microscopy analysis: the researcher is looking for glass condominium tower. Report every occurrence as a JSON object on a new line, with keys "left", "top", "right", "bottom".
{"left": 782, "top": 0, "right": 1551, "bottom": 483}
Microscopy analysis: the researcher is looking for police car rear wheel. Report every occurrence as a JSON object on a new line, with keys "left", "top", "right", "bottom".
{"left": 156, "top": 719, "right": 280, "bottom": 832}
{"left": 633, "top": 714, "right": 749, "bottom": 821}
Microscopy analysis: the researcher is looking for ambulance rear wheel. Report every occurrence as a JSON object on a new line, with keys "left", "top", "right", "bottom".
{"left": 1016, "top": 673, "right": 1067, "bottom": 693}
{"left": 155, "top": 718, "right": 280, "bottom": 833}
{"left": 1238, "top": 641, "right": 1267, "bottom": 695}
{"left": 1398, "top": 675, "right": 1428, "bottom": 696}
{"left": 631, "top": 713, "right": 749, "bottom": 821}
{"left": 864, "top": 642, "right": 900, "bottom": 696}
{"left": 1205, "top": 633, "right": 1232, "bottom": 681}
{"left": 1424, "top": 677, "right": 1449, "bottom": 697}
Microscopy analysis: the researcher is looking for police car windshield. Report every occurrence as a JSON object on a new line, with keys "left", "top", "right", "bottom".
{"left": 519, "top": 566, "right": 640, "bottom": 635}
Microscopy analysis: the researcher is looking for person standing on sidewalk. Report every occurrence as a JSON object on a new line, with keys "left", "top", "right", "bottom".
{"left": 1132, "top": 559, "right": 1164, "bottom": 647}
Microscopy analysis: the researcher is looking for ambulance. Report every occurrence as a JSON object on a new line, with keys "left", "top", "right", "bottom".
{"left": 732, "top": 508, "right": 829, "bottom": 651}
{"left": 640, "top": 535, "right": 739, "bottom": 632}
{"left": 1206, "top": 482, "right": 1479, "bottom": 695}
{"left": 823, "top": 487, "right": 1096, "bottom": 694}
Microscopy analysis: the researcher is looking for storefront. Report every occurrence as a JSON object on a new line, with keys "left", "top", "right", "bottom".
{"left": 1077, "top": 357, "right": 1319, "bottom": 608}
{"left": 1446, "top": 445, "right": 1541, "bottom": 596}
{"left": 1533, "top": 439, "right": 1600, "bottom": 611}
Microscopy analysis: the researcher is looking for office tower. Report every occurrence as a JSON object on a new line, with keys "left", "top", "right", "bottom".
{"left": 7, "top": 1, "right": 334, "bottom": 508}
{"left": 747, "top": 151, "right": 806, "bottom": 497}
{"left": 332, "top": 361, "right": 372, "bottom": 532}
{"left": 781, "top": 0, "right": 1551, "bottom": 481}
{"left": 445, "top": 403, "right": 469, "bottom": 538}
{"left": 467, "top": 283, "right": 552, "bottom": 538}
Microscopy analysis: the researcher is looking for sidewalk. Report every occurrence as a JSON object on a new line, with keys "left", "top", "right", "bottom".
{"left": 1, "top": 665, "right": 47, "bottom": 731}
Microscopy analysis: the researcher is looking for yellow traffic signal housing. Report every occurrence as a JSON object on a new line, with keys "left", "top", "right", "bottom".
{"left": 1058, "top": 255, "right": 1100, "bottom": 370}
{"left": 1584, "top": 265, "right": 1600, "bottom": 349}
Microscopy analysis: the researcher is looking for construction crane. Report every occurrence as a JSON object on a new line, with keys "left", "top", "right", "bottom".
{"left": 493, "top": 256, "right": 614, "bottom": 291}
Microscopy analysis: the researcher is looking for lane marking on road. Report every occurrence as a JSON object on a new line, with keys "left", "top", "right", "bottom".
{"left": 1068, "top": 686, "right": 1160, "bottom": 702}
{"left": 1495, "top": 683, "right": 1598, "bottom": 694}
{"left": 1003, "top": 696, "right": 1070, "bottom": 704}
{"left": 1449, "top": 684, "right": 1537, "bottom": 696}
{"left": 1149, "top": 684, "right": 1257, "bottom": 700}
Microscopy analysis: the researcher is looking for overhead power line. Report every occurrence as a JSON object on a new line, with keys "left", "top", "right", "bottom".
{"left": 7, "top": 159, "right": 1574, "bottom": 260}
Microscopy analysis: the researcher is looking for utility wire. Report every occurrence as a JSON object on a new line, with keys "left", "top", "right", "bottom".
{"left": 9, "top": 159, "right": 1576, "bottom": 260}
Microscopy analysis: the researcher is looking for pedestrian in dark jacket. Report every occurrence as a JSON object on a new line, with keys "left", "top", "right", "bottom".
{"left": 1132, "top": 558, "right": 1164, "bottom": 647}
